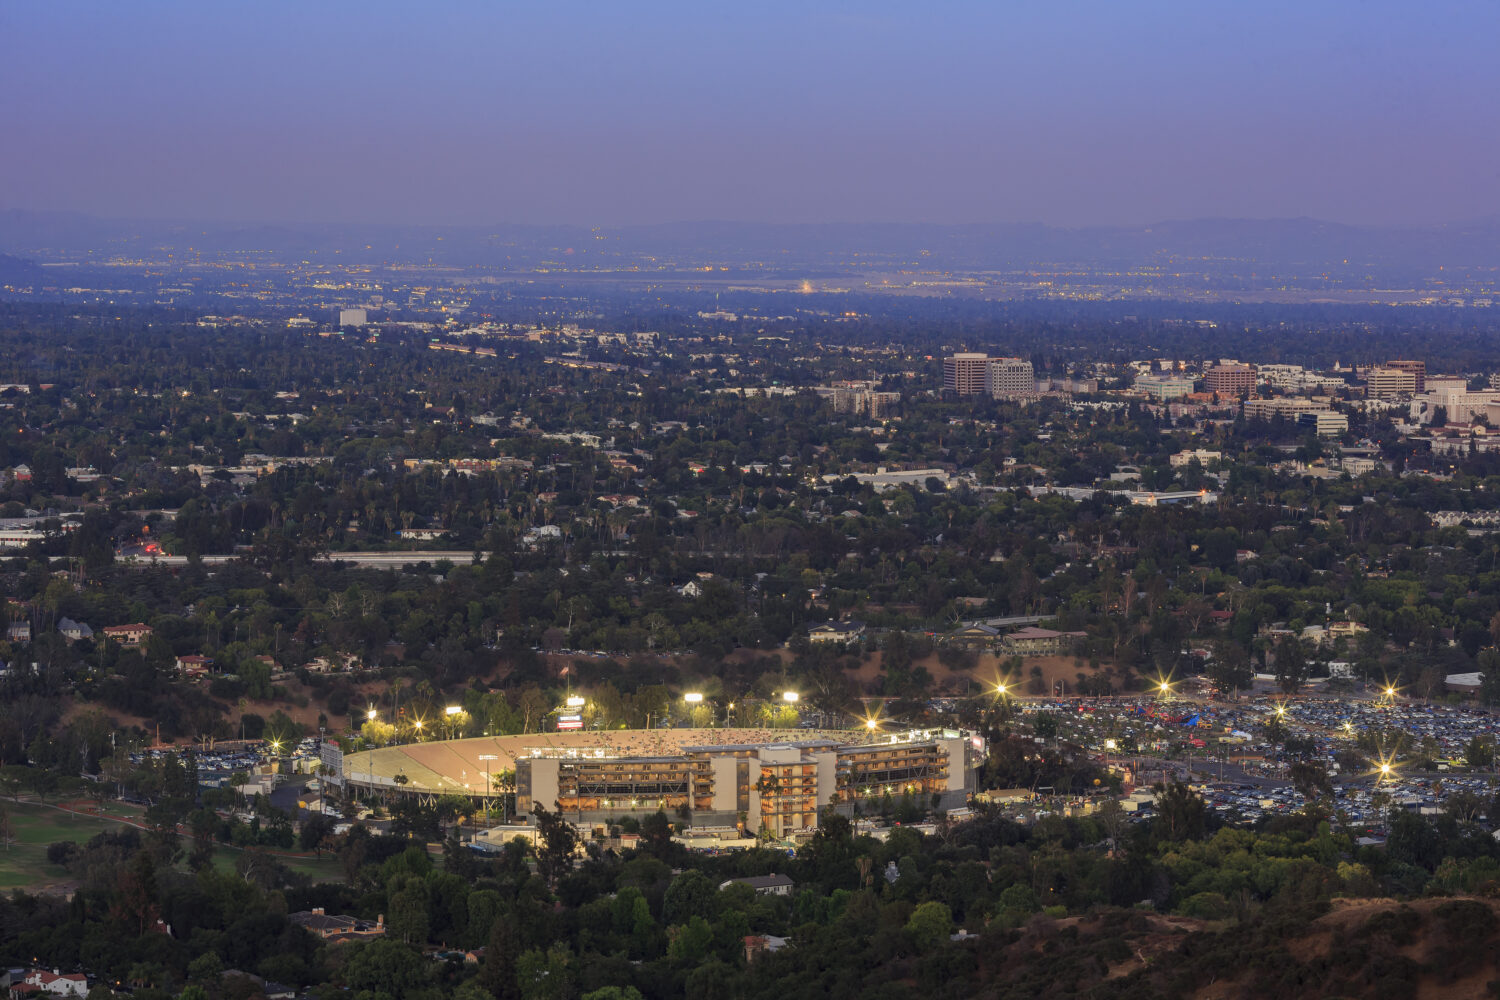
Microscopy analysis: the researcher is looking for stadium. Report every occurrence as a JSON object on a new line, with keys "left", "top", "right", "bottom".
{"left": 339, "top": 726, "right": 978, "bottom": 838}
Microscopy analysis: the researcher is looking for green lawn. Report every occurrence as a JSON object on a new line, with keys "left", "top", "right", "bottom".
{"left": 0, "top": 800, "right": 132, "bottom": 889}
{"left": 0, "top": 800, "right": 347, "bottom": 890}
{"left": 209, "top": 842, "right": 347, "bottom": 883}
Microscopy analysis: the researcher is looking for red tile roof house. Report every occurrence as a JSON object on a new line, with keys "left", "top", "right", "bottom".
{"left": 17, "top": 970, "right": 87, "bottom": 998}
{"left": 175, "top": 655, "right": 213, "bottom": 678}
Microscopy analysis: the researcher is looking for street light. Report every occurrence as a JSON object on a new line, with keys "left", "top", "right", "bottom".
{"left": 478, "top": 754, "right": 498, "bottom": 828}
{"left": 367, "top": 708, "right": 378, "bottom": 721}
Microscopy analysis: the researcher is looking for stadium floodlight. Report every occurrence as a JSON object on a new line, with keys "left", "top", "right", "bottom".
{"left": 565, "top": 696, "right": 586, "bottom": 708}
{"left": 782, "top": 691, "right": 799, "bottom": 703}
{"left": 684, "top": 692, "right": 704, "bottom": 704}
{"left": 445, "top": 705, "right": 463, "bottom": 716}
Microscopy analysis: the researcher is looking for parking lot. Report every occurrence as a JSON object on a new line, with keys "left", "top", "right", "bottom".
{"left": 1013, "top": 693, "right": 1500, "bottom": 834}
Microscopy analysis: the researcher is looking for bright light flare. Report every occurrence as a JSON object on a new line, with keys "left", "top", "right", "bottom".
{"left": 366, "top": 708, "right": 378, "bottom": 721}
{"left": 782, "top": 691, "right": 799, "bottom": 703}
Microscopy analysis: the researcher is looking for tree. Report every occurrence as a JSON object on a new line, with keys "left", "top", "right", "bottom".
{"left": 662, "top": 870, "right": 717, "bottom": 925}
{"left": 1468, "top": 736, "right": 1495, "bottom": 769}
{"left": 1273, "top": 637, "right": 1309, "bottom": 694}
{"left": 341, "top": 939, "right": 430, "bottom": 999}
{"left": 1152, "top": 780, "right": 1207, "bottom": 843}
{"left": 1288, "top": 762, "right": 1333, "bottom": 803}
{"left": 481, "top": 913, "right": 524, "bottom": 1000}
{"left": 1208, "top": 640, "right": 1253, "bottom": 695}
{"left": 905, "top": 900, "right": 955, "bottom": 951}
{"left": 299, "top": 812, "right": 337, "bottom": 854}
{"left": 533, "top": 801, "right": 578, "bottom": 887}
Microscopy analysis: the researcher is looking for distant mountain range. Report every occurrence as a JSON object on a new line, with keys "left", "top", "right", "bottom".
{"left": 2, "top": 209, "right": 1499, "bottom": 274}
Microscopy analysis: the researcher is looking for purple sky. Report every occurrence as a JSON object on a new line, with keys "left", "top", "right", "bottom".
{"left": 3, "top": 2, "right": 1498, "bottom": 227}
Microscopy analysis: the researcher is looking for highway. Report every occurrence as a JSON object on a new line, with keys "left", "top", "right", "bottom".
{"left": 118, "top": 550, "right": 484, "bottom": 569}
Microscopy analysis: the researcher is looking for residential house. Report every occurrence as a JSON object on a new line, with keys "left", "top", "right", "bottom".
{"left": 720, "top": 874, "right": 795, "bottom": 896}
{"left": 175, "top": 655, "right": 213, "bottom": 678}
{"left": 56, "top": 618, "right": 92, "bottom": 642}
{"left": 806, "top": 621, "right": 866, "bottom": 644}
{"left": 16, "top": 971, "right": 87, "bottom": 998}
{"left": 948, "top": 623, "right": 1000, "bottom": 648}
{"left": 1000, "top": 626, "right": 1086, "bottom": 656}
{"left": 289, "top": 908, "right": 386, "bottom": 942}
{"left": 101, "top": 623, "right": 153, "bottom": 648}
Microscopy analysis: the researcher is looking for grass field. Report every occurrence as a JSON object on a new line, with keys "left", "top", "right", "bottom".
{"left": 208, "top": 843, "right": 347, "bottom": 882}
{"left": 0, "top": 799, "right": 131, "bottom": 889}
{"left": 0, "top": 800, "right": 346, "bottom": 890}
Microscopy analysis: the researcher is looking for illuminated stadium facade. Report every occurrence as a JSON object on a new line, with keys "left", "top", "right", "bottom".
{"left": 340, "top": 728, "right": 977, "bottom": 838}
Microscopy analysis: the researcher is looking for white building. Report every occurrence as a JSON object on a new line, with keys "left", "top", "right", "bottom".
{"left": 338, "top": 308, "right": 368, "bottom": 328}
{"left": 985, "top": 357, "right": 1036, "bottom": 400}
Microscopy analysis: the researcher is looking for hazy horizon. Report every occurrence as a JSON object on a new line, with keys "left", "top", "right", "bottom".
{"left": 4, "top": 2, "right": 1499, "bottom": 229}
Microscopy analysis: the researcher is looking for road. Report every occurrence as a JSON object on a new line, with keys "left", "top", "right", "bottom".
{"left": 118, "top": 550, "right": 483, "bottom": 569}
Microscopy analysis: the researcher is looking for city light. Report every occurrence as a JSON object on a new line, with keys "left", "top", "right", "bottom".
{"left": 367, "top": 708, "right": 378, "bottom": 721}
{"left": 445, "top": 705, "right": 462, "bottom": 716}
{"left": 782, "top": 691, "right": 799, "bottom": 703}
{"left": 683, "top": 692, "right": 704, "bottom": 704}
{"left": 865, "top": 717, "right": 879, "bottom": 731}
{"left": 565, "top": 696, "right": 586, "bottom": 708}
{"left": 995, "top": 682, "right": 1008, "bottom": 696}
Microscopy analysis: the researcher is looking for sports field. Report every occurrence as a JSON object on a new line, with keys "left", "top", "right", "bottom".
{"left": 343, "top": 727, "right": 866, "bottom": 795}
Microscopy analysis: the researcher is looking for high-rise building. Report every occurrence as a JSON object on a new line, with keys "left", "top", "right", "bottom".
{"left": 1367, "top": 367, "right": 1418, "bottom": 399}
{"left": 1204, "top": 363, "right": 1256, "bottom": 397}
{"left": 1386, "top": 360, "right": 1426, "bottom": 393}
{"left": 943, "top": 353, "right": 990, "bottom": 395}
{"left": 985, "top": 357, "right": 1036, "bottom": 399}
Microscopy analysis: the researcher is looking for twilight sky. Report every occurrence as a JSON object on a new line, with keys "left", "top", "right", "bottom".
{"left": 3, "top": 1, "right": 1498, "bottom": 227}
